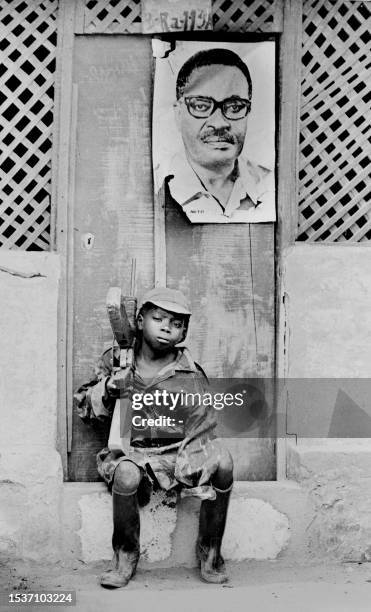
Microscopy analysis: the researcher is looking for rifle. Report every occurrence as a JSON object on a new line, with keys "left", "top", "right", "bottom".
{"left": 106, "top": 261, "right": 137, "bottom": 451}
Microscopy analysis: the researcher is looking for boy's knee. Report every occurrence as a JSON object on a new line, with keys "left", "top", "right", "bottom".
{"left": 112, "top": 461, "right": 141, "bottom": 495}
{"left": 211, "top": 449, "right": 234, "bottom": 490}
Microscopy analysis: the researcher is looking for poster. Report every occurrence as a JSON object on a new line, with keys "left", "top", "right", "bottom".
{"left": 153, "top": 40, "right": 276, "bottom": 223}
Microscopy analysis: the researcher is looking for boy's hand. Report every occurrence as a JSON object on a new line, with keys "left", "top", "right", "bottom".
{"left": 106, "top": 367, "right": 133, "bottom": 397}
{"left": 105, "top": 375, "right": 120, "bottom": 397}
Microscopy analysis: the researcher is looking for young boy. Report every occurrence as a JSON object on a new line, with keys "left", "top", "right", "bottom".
{"left": 74, "top": 287, "right": 233, "bottom": 588}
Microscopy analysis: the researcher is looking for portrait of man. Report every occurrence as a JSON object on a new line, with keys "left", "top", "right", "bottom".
{"left": 153, "top": 41, "right": 276, "bottom": 223}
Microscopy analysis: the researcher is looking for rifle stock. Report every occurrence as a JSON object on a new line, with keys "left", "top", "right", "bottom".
{"left": 106, "top": 287, "right": 136, "bottom": 348}
{"left": 106, "top": 287, "right": 137, "bottom": 451}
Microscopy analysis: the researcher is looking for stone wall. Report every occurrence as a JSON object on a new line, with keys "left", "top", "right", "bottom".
{"left": 288, "top": 441, "right": 371, "bottom": 561}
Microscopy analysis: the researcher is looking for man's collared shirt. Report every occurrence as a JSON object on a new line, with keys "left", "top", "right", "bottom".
{"left": 161, "top": 150, "right": 275, "bottom": 223}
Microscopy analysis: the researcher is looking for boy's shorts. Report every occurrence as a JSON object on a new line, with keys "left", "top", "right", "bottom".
{"left": 97, "top": 437, "right": 229, "bottom": 503}
{"left": 97, "top": 446, "right": 179, "bottom": 495}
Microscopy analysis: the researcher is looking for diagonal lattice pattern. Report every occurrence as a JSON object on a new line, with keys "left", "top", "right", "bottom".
{"left": 298, "top": 0, "right": 371, "bottom": 242}
{"left": 81, "top": 0, "right": 281, "bottom": 33}
{"left": 212, "top": 0, "right": 279, "bottom": 32}
{"left": 0, "top": 0, "right": 58, "bottom": 250}
{"left": 83, "top": 0, "right": 141, "bottom": 33}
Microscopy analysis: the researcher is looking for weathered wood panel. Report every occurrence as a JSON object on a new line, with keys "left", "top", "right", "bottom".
{"left": 70, "top": 36, "right": 154, "bottom": 480}
{"left": 165, "top": 203, "right": 275, "bottom": 480}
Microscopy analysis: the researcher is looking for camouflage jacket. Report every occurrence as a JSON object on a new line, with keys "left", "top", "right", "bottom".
{"left": 74, "top": 345, "right": 217, "bottom": 448}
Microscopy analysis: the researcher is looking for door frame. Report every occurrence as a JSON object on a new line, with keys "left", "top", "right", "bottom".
{"left": 52, "top": 0, "right": 302, "bottom": 479}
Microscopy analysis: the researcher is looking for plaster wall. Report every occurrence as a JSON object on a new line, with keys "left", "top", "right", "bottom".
{"left": 283, "top": 244, "right": 371, "bottom": 560}
{"left": 283, "top": 244, "right": 371, "bottom": 379}
{"left": 282, "top": 244, "right": 371, "bottom": 438}
{"left": 0, "top": 251, "right": 62, "bottom": 561}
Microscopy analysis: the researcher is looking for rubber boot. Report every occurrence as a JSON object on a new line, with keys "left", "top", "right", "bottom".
{"left": 100, "top": 491, "right": 140, "bottom": 588}
{"left": 196, "top": 483, "right": 233, "bottom": 584}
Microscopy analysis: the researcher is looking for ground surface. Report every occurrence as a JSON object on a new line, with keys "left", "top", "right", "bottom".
{"left": 1, "top": 560, "right": 371, "bottom": 612}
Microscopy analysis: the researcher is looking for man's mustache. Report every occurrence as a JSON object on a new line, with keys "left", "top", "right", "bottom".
{"left": 200, "top": 129, "right": 235, "bottom": 144}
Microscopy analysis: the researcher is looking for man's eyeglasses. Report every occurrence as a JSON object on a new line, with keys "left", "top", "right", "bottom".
{"left": 182, "top": 96, "right": 251, "bottom": 120}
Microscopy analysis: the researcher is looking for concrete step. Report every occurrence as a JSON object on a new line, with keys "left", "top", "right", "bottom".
{"left": 62, "top": 480, "right": 311, "bottom": 567}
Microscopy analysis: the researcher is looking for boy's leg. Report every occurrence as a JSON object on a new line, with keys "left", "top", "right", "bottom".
{"left": 100, "top": 461, "right": 142, "bottom": 589}
{"left": 197, "top": 448, "right": 234, "bottom": 584}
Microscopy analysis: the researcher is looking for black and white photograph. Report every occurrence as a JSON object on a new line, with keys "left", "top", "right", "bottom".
{"left": 0, "top": 0, "right": 371, "bottom": 611}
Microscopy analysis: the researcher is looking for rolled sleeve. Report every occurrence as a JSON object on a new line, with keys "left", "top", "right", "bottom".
{"left": 74, "top": 347, "right": 117, "bottom": 424}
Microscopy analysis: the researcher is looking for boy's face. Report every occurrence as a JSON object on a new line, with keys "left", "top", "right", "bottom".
{"left": 138, "top": 306, "right": 186, "bottom": 352}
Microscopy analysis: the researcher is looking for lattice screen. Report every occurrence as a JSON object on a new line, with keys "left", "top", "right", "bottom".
{"left": 0, "top": 0, "right": 58, "bottom": 250}
{"left": 79, "top": 0, "right": 282, "bottom": 33}
{"left": 212, "top": 0, "right": 280, "bottom": 32}
{"left": 81, "top": 0, "right": 141, "bottom": 33}
{"left": 298, "top": 0, "right": 371, "bottom": 242}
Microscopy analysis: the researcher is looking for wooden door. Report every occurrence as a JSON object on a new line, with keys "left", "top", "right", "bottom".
{"left": 69, "top": 35, "right": 275, "bottom": 481}
{"left": 165, "top": 198, "right": 275, "bottom": 480}
{"left": 70, "top": 36, "right": 154, "bottom": 480}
